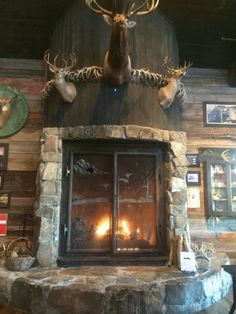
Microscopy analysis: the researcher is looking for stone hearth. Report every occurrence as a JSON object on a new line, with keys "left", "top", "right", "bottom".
{"left": 36, "top": 125, "right": 189, "bottom": 267}
{"left": 0, "top": 254, "right": 232, "bottom": 314}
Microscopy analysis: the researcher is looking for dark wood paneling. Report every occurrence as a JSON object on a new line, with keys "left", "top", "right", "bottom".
{"left": 1, "top": 171, "right": 36, "bottom": 197}
{"left": 44, "top": 1, "right": 180, "bottom": 130}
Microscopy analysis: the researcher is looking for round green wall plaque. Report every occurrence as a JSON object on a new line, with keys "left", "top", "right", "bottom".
{"left": 0, "top": 85, "right": 29, "bottom": 138}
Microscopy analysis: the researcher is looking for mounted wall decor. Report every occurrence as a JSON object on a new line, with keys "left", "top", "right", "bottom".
{"left": 0, "top": 86, "right": 28, "bottom": 138}
{"left": 42, "top": 0, "right": 191, "bottom": 111}
{"left": 0, "top": 144, "right": 8, "bottom": 171}
{"left": 186, "top": 171, "right": 201, "bottom": 186}
{"left": 85, "top": 0, "right": 159, "bottom": 85}
{"left": 157, "top": 57, "right": 191, "bottom": 109}
{"left": 0, "top": 192, "right": 10, "bottom": 209}
{"left": 0, "top": 173, "right": 4, "bottom": 189}
{"left": 186, "top": 153, "right": 200, "bottom": 167}
{"left": 203, "top": 102, "right": 236, "bottom": 126}
{"left": 42, "top": 50, "right": 77, "bottom": 103}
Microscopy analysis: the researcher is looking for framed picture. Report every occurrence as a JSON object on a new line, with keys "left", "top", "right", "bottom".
{"left": 186, "top": 171, "right": 201, "bottom": 186}
{"left": 0, "top": 144, "right": 8, "bottom": 170}
{"left": 0, "top": 192, "right": 10, "bottom": 208}
{"left": 203, "top": 102, "right": 236, "bottom": 127}
{"left": 0, "top": 174, "right": 4, "bottom": 189}
{"left": 186, "top": 153, "right": 200, "bottom": 167}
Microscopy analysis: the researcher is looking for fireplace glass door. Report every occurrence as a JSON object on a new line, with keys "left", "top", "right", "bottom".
{"left": 59, "top": 142, "right": 164, "bottom": 264}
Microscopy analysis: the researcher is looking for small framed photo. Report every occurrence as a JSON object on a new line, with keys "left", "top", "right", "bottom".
{"left": 203, "top": 102, "right": 236, "bottom": 127}
{"left": 0, "top": 174, "right": 4, "bottom": 189}
{"left": 186, "top": 153, "right": 200, "bottom": 167}
{"left": 0, "top": 192, "right": 10, "bottom": 208}
{"left": 186, "top": 171, "right": 201, "bottom": 186}
{"left": 0, "top": 144, "right": 8, "bottom": 170}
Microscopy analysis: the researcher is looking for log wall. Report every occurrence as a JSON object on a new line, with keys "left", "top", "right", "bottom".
{"left": 0, "top": 59, "right": 44, "bottom": 242}
{"left": 181, "top": 68, "right": 236, "bottom": 260}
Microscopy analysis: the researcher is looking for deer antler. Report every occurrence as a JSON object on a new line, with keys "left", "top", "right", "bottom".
{"left": 127, "top": 0, "right": 159, "bottom": 17}
{"left": 44, "top": 50, "right": 76, "bottom": 72}
{"left": 163, "top": 57, "right": 192, "bottom": 74}
{"left": 85, "top": 0, "right": 113, "bottom": 16}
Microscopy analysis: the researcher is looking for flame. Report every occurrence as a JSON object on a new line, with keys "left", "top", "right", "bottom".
{"left": 96, "top": 219, "right": 110, "bottom": 236}
{"left": 118, "top": 220, "right": 131, "bottom": 238}
{"left": 96, "top": 218, "right": 132, "bottom": 238}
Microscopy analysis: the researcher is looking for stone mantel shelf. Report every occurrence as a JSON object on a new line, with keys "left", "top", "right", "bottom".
{"left": 0, "top": 254, "right": 232, "bottom": 314}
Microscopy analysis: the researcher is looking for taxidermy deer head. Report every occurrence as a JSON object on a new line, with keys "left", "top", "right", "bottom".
{"left": 0, "top": 88, "right": 18, "bottom": 128}
{"left": 86, "top": 0, "right": 159, "bottom": 85}
{"left": 157, "top": 57, "right": 192, "bottom": 109}
{"left": 43, "top": 50, "right": 77, "bottom": 103}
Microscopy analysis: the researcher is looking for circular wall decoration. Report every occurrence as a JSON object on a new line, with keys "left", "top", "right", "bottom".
{"left": 0, "top": 85, "right": 29, "bottom": 138}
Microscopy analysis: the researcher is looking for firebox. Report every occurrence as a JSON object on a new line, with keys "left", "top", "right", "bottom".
{"left": 58, "top": 141, "right": 166, "bottom": 265}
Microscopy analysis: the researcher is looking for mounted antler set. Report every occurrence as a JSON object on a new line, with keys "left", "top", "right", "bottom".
{"left": 42, "top": 50, "right": 77, "bottom": 103}
{"left": 157, "top": 57, "right": 192, "bottom": 109}
{"left": 86, "top": 0, "right": 159, "bottom": 85}
{"left": 42, "top": 0, "right": 191, "bottom": 109}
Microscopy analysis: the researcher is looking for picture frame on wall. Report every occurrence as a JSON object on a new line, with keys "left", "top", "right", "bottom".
{"left": 203, "top": 102, "right": 236, "bottom": 127}
{"left": 186, "top": 153, "right": 200, "bottom": 167}
{"left": 0, "top": 192, "right": 10, "bottom": 208}
{"left": 0, "top": 144, "right": 8, "bottom": 170}
{"left": 0, "top": 174, "right": 4, "bottom": 189}
{"left": 186, "top": 171, "right": 201, "bottom": 186}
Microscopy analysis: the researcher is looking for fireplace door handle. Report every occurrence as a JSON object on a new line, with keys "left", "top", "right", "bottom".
{"left": 63, "top": 224, "right": 68, "bottom": 236}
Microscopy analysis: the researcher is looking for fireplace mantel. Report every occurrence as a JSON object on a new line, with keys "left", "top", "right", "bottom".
{"left": 36, "top": 125, "right": 188, "bottom": 267}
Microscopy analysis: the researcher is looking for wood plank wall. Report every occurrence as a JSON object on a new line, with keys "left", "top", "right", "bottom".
{"left": 0, "top": 60, "right": 235, "bottom": 260}
{"left": 181, "top": 68, "right": 236, "bottom": 258}
{"left": 0, "top": 59, "right": 44, "bottom": 243}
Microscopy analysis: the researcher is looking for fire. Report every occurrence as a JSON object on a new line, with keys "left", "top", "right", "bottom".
{"left": 96, "top": 219, "right": 110, "bottom": 236}
{"left": 96, "top": 218, "right": 132, "bottom": 238}
{"left": 118, "top": 220, "right": 131, "bottom": 238}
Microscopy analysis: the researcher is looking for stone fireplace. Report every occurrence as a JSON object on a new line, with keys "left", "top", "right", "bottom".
{"left": 36, "top": 125, "right": 189, "bottom": 267}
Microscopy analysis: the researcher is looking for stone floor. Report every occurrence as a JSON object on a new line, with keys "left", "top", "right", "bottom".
{"left": 0, "top": 254, "right": 232, "bottom": 314}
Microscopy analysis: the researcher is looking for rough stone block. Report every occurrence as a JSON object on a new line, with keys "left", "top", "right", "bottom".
{"left": 47, "top": 286, "right": 104, "bottom": 314}
{"left": 94, "top": 125, "right": 107, "bottom": 138}
{"left": 43, "top": 135, "right": 59, "bottom": 153}
{"left": 39, "top": 195, "right": 60, "bottom": 210}
{"left": 162, "top": 130, "right": 170, "bottom": 142}
{"left": 125, "top": 125, "right": 142, "bottom": 138}
{"left": 36, "top": 243, "right": 57, "bottom": 267}
{"left": 44, "top": 128, "right": 59, "bottom": 137}
{"left": 39, "top": 218, "right": 55, "bottom": 244}
{"left": 41, "top": 152, "right": 62, "bottom": 163}
{"left": 169, "top": 131, "right": 187, "bottom": 144}
{"left": 171, "top": 155, "right": 189, "bottom": 169}
{"left": 36, "top": 207, "right": 54, "bottom": 220}
{"left": 105, "top": 125, "right": 125, "bottom": 139}
{"left": 152, "top": 129, "right": 164, "bottom": 141}
{"left": 140, "top": 127, "right": 153, "bottom": 139}
{"left": 71, "top": 126, "right": 85, "bottom": 138}
{"left": 40, "top": 181, "right": 57, "bottom": 195}
{"left": 42, "top": 163, "right": 61, "bottom": 181}
{"left": 170, "top": 177, "right": 187, "bottom": 192}
{"left": 172, "top": 191, "right": 187, "bottom": 206}
{"left": 170, "top": 142, "right": 186, "bottom": 158}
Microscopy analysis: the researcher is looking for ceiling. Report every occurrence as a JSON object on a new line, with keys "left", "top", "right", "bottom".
{"left": 1, "top": 0, "right": 236, "bottom": 69}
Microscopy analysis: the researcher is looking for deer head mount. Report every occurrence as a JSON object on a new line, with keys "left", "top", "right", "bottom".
{"left": 157, "top": 57, "right": 192, "bottom": 109}
{"left": 86, "top": 0, "right": 159, "bottom": 85}
{"left": 43, "top": 50, "right": 77, "bottom": 103}
{"left": 0, "top": 88, "right": 18, "bottom": 129}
